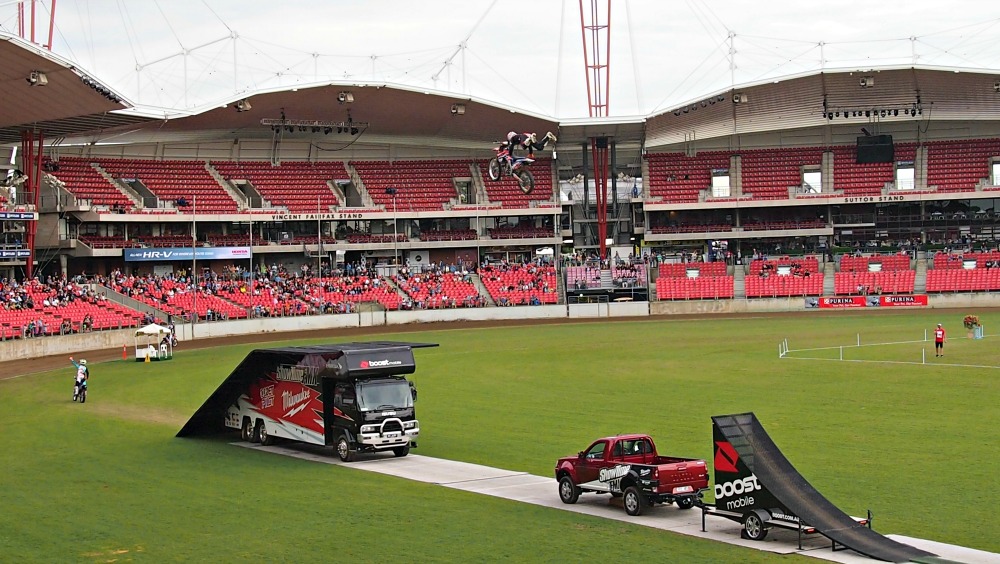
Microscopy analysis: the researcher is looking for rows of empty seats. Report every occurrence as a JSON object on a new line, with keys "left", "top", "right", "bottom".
{"left": 1, "top": 281, "right": 145, "bottom": 339}
{"left": 566, "top": 266, "right": 602, "bottom": 289}
{"left": 834, "top": 271, "right": 916, "bottom": 295}
{"left": 740, "top": 147, "right": 823, "bottom": 200}
{"left": 655, "top": 261, "right": 732, "bottom": 300}
{"left": 742, "top": 219, "right": 826, "bottom": 231}
{"left": 353, "top": 159, "right": 467, "bottom": 212}
{"left": 646, "top": 151, "right": 730, "bottom": 203}
{"left": 48, "top": 157, "right": 133, "bottom": 208}
{"left": 933, "top": 251, "right": 1000, "bottom": 269}
{"left": 656, "top": 276, "right": 734, "bottom": 300}
{"left": 489, "top": 226, "right": 553, "bottom": 239}
{"left": 108, "top": 277, "right": 247, "bottom": 320}
{"left": 211, "top": 160, "right": 344, "bottom": 213}
{"left": 840, "top": 254, "right": 912, "bottom": 272}
{"left": 98, "top": 159, "right": 238, "bottom": 213}
{"left": 926, "top": 139, "right": 1000, "bottom": 192}
{"left": 749, "top": 257, "right": 820, "bottom": 275}
{"left": 745, "top": 273, "right": 824, "bottom": 297}
{"left": 78, "top": 235, "right": 141, "bottom": 248}
{"left": 306, "top": 276, "right": 404, "bottom": 310}
{"left": 659, "top": 262, "right": 727, "bottom": 277}
{"left": 831, "top": 143, "right": 917, "bottom": 196}
{"left": 648, "top": 224, "right": 731, "bottom": 234}
{"left": 394, "top": 272, "right": 482, "bottom": 308}
{"left": 926, "top": 269, "right": 1000, "bottom": 292}
{"left": 419, "top": 229, "right": 477, "bottom": 241}
{"left": 480, "top": 264, "right": 558, "bottom": 305}
{"left": 478, "top": 157, "right": 554, "bottom": 208}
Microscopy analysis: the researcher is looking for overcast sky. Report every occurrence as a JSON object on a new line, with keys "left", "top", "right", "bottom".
{"left": 4, "top": 1, "right": 1000, "bottom": 117}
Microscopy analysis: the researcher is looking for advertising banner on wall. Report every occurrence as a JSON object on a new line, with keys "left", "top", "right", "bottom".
{"left": 805, "top": 295, "right": 928, "bottom": 309}
{"left": 125, "top": 247, "right": 251, "bottom": 262}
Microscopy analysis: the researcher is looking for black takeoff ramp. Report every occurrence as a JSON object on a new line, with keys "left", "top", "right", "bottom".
{"left": 711, "top": 412, "right": 936, "bottom": 563}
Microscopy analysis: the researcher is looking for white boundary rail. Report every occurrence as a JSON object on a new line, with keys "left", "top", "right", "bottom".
{"left": 778, "top": 328, "right": 1000, "bottom": 369}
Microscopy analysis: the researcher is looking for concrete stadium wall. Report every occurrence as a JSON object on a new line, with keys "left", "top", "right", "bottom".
{"left": 4, "top": 328, "right": 137, "bottom": 363}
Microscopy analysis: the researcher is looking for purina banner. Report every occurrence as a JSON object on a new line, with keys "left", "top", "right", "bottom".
{"left": 805, "top": 295, "right": 928, "bottom": 309}
{"left": 125, "top": 247, "right": 251, "bottom": 262}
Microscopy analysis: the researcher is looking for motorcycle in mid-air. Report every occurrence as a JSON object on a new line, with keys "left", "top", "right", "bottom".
{"left": 73, "top": 380, "right": 87, "bottom": 403}
{"left": 488, "top": 146, "right": 536, "bottom": 194}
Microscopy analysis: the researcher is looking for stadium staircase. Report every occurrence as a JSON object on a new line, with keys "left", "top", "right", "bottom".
{"left": 471, "top": 273, "right": 496, "bottom": 306}
{"left": 600, "top": 269, "right": 613, "bottom": 289}
{"left": 822, "top": 261, "right": 836, "bottom": 295}
{"left": 733, "top": 267, "right": 745, "bottom": 298}
{"left": 344, "top": 163, "right": 375, "bottom": 207}
{"left": 467, "top": 164, "right": 489, "bottom": 204}
{"left": 95, "top": 283, "right": 173, "bottom": 322}
{"left": 92, "top": 163, "right": 144, "bottom": 207}
{"left": 914, "top": 254, "right": 928, "bottom": 293}
{"left": 205, "top": 164, "right": 254, "bottom": 209}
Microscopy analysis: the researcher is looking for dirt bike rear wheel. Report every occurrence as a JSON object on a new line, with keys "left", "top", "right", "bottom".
{"left": 78, "top": 389, "right": 86, "bottom": 403}
{"left": 516, "top": 169, "right": 535, "bottom": 194}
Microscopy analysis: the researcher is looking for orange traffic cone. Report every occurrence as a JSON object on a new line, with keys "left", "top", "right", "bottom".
{"left": 145, "top": 352, "right": 150, "bottom": 363}
{"left": 122, "top": 344, "right": 127, "bottom": 361}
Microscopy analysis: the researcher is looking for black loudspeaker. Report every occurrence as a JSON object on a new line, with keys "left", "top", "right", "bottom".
{"left": 595, "top": 137, "right": 609, "bottom": 149}
{"left": 856, "top": 135, "right": 894, "bottom": 163}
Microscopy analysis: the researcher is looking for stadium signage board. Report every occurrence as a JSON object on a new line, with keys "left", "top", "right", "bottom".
{"left": 805, "top": 295, "right": 928, "bottom": 309}
{"left": 272, "top": 212, "right": 369, "bottom": 221}
{"left": 125, "top": 247, "right": 251, "bottom": 262}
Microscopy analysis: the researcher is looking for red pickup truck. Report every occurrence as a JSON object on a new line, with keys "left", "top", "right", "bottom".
{"left": 555, "top": 434, "right": 709, "bottom": 516}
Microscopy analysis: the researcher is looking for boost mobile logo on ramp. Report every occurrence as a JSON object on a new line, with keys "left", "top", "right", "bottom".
{"left": 714, "top": 441, "right": 740, "bottom": 473}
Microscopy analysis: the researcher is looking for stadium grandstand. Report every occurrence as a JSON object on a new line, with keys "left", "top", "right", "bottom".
{"left": 5, "top": 22, "right": 1000, "bottom": 345}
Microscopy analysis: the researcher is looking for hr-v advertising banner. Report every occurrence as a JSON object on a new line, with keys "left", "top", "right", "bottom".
{"left": 125, "top": 247, "right": 251, "bottom": 262}
{"left": 805, "top": 295, "right": 928, "bottom": 309}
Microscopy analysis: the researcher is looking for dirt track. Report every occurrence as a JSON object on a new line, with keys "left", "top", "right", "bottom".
{"left": 0, "top": 308, "right": 972, "bottom": 379}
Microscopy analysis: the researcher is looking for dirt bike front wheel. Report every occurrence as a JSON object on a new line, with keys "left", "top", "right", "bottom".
{"left": 488, "top": 158, "right": 501, "bottom": 181}
{"left": 516, "top": 169, "right": 535, "bottom": 194}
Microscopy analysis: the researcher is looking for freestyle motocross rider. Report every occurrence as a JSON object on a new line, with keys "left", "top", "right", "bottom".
{"left": 501, "top": 131, "right": 557, "bottom": 164}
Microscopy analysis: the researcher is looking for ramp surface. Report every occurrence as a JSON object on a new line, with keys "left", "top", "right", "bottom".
{"left": 713, "top": 413, "right": 936, "bottom": 563}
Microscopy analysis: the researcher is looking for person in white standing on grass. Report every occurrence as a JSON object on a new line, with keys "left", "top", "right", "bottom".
{"left": 69, "top": 357, "right": 88, "bottom": 400}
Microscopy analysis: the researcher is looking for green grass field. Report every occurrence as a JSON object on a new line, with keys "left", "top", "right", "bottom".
{"left": 1, "top": 311, "right": 998, "bottom": 562}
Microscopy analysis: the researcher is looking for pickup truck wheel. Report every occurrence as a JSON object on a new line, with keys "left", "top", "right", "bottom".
{"left": 743, "top": 513, "right": 768, "bottom": 541}
{"left": 336, "top": 436, "right": 355, "bottom": 462}
{"left": 675, "top": 496, "right": 695, "bottom": 510}
{"left": 392, "top": 444, "right": 410, "bottom": 457}
{"left": 623, "top": 486, "right": 646, "bottom": 516}
{"left": 558, "top": 476, "right": 580, "bottom": 504}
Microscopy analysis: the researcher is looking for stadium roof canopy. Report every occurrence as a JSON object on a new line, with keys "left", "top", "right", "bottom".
{"left": 0, "top": 33, "right": 150, "bottom": 144}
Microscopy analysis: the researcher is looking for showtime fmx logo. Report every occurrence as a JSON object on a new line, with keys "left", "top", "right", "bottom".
{"left": 359, "top": 359, "right": 402, "bottom": 368}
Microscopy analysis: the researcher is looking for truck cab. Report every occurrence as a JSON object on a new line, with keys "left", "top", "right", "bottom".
{"left": 555, "top": 434, "right": 709, "bottom": 516}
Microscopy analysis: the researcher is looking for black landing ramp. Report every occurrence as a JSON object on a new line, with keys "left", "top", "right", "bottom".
{"left": 712, "top": 413, "right": 936, "bottom": 563}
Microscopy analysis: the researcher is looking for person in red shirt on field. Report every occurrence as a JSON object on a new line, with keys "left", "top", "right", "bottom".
{"left": 934, "top": 323, "right": 946, "bottom": 357}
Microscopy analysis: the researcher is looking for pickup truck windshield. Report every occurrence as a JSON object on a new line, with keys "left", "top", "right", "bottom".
{"left": 356, "top": 379, "right": 413, "bottom": 410}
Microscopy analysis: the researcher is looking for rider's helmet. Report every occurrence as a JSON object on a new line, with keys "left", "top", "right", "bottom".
{"left": 506, "top": 131, "right": 517, "bottom": 142}
{"left": 80, "top": 359, "right": 87, "bottom": 365}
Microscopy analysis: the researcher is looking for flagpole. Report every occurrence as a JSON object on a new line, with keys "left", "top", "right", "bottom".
{"left": 191, "top": 195, "right": 197, "bottom": 335}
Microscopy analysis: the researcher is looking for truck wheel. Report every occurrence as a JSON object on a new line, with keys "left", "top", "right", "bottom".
{"left": 743, "top": 512, "right": 769, "bottom": 541}
{"left": 241, "top": 418, "right": 254, "bottom": 442}
{"left": 558, "top": 476, "right": 580, "bottom": 504}
{"left": 392, "top": 444, "right": 410, "bottom": 457}
{"left": 623, "top": 486, "right": 646, "bottom": 516}
{"left": 252, "top": 420, "right": 264, "bottom": 444}
{"left": 336, "top": 436, "right": 355, "bottom": 462}
{"left": 675, "top": 496, "right": 695, "bottom": 510}
{"left": 258, "top": 421, "right": 275, "bottom": 446}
